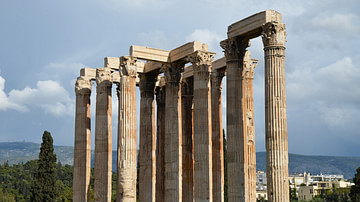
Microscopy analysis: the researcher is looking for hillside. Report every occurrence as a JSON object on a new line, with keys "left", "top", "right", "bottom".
{"left": 1, "top": 142, "right": 360, "bottom": 179}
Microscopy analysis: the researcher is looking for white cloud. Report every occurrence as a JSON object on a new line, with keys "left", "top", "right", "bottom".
{"left": 0, "top": 75, "right": 28, "bottom": 112}
{"left": 6, "top": 80, "right": 74, "bottom": 117}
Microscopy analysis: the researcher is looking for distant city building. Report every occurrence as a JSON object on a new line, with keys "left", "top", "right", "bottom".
{"left": 256, "top": 171, "right": 353, "bottom": 201}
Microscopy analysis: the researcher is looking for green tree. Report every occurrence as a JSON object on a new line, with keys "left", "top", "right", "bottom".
{"left": 30, "top": 130, "right": 57, "bottom": 201}
{"left": 350, "top": 166, "right": 360, "bottom": 202}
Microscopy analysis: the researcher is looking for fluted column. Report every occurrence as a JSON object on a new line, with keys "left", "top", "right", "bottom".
{"left": 139, "top": 72, "right": 157, "bottom": 202}
{"left": 243, "top": 51, "right": 257, "bottom": 202}
{"left": 162, "top": 62, "right": 184, "bottom": 202}
{"left": 262, "top": 22, "right": 289, "bottom": 202}
{"left": 74, "top": 76, "right": 92, "bottom": 202}
{"left": 211, "top": 70, "right": 225, "bottom": 202}
{"left": 94, "top": 68, "right": 113, "bottom": 202}
{"left": 155, "top": 86, "right": 166, "bottom": 202}
{"left": 117, "top": 57, "right": 138, "bottom": 202}
{"left": 220, "top": 38, "right": 249, "bottom": 202}
{"left": 181, "top": 77, "right": 194, "bottom": 202}
{"left": 188, "top": 51, "right": 215, "bottom": 202}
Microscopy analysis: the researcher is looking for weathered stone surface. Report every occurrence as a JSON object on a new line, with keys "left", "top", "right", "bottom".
{"left": 262, "top": 22, "right": 289, "bottom": 202}
{"left": 73, "top": 76, "right": 92, "bottom": 202}
{"left": 94, "top": 68, "right": 113, "bottom": 202}
{"left": 188, "top": 51, "right": 214, "bottom": 202}
{"left": 221, "top": 37, "right": 249, "bottom": 202}
{"left": 243, "top": 51, "right": 257, "bottom": 202}
{"left": 228, "top": 10, "right": 282, "bottom": 39}
{"left": 138, "top": 72, "right": 157, "bottom": 202}
{"left": 104, "top": 57, "right": 121, "bottom": 70}
{"left": 181, "top": 77, "right": 194, "bottom": 202}
{"left": 162, "top": 62, "right": 184, "bottom": 201}
{"left": 155, "top": 86, "right": 166, "bottom": 202}
{"left": 116, "top": 57, "right": 138, "bottom": 202}
{"left": 130, "top": 42, "right": 208, "bottom": 69}
{"left": 211, "top": 70, "right": 225, "bottom": 202}
{"left": 130, "top": 45, "right": 170, "bottom": 63}
{"left": 80, "top": 67, "right": 96, "bottom": 80}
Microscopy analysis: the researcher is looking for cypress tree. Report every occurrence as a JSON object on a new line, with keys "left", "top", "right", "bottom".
{"left": 350, "top": 167, "right": 360, "bottom": 202}
{"left": 30, "top": 130, "right": 57, "bottom": 201}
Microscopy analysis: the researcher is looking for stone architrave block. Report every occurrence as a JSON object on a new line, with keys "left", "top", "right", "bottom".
{"left": 182, "top": 65, "right": 193, "bottom": 79}
{"left": 104, "top": 57, "right": 121, "bottom": 70}
{"left": 130, "top": 45, "right": 170, "bottom": 63}
{"left": 80, "top": 67, "right": 96, "bottom": 80}
{"left": 169, "top": 41, "right": 208, "bottom": 62}
{"left": 227, "top": 10, "right": 282, "bottom": 39}
{"left": 143, "top": 61, "right": 163, "bottom": 73}
{"left": 212, "top": 57, "right": 226, "bottom": 70}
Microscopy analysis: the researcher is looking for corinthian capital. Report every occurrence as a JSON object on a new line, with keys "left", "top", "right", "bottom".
{"left": 138, "top": 72, "right": 158, "bottom": 98}
{"left": 120, "top": 56, "right": 137, "bottom": 77}
{"left": 187, "top": 51, "right": 215, "bottom": 69}
{"left": 75, "top": 76, "right": 92, "bottom": 95}
{"left": 211, "top": 70, "right": 225, "bottom": 92}
{"left": 262, "top": 22, "right": 286, "bottom": 47}
{"left": 96, "top": 68, "right": 112, "bottom": 86}
{"left": 161, "top": 62, "right": 184, "bottom": 86}
{"left": 220, "top": 37, "right": 250, "bottom": 61}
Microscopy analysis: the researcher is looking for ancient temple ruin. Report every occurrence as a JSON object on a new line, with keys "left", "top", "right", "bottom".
{"left": 73, "top": 10, "right": 289, "bottom": 202}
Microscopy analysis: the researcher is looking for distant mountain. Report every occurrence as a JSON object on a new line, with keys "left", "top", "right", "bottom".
{"left": 1, "top": 142, "right": 360, "bottom": 179}
{"left": 0, "top": 142, "right": 73, "bottom": 165}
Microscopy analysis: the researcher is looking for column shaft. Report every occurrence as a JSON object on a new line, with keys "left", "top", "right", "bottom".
{"left": 94, "top": 68, "right": 113, "bottom": 202}
{"left": 163, "top": 63, "right": 183, "bottom": 202}
{"left": 243, "top": 51, "right": 257, "bottom": 202}
{"left": 117, "top": 58, "right": 138, "bottom": 202}
{"left": 139, "top": 73, "right": 157, "bottom": 202}
{"left": 73, "top": 77, "right": 92, "bottom": 202}
{"left": 189, "top": 51, "right": 214, "bottom": 202}
{"left": 181, "top": 78, "right": 194, "bottom": 202}
{"left": 155, "top": 86, "right": 166, "bottom": 202}
{"left": 262, "top": 22, "right": 289, "bottom": 202}
{"left": 211, "top": 70, "right": 224, "bottom": 202}
{"left": 221, "top": 38, "right": 249, "bottom": 202}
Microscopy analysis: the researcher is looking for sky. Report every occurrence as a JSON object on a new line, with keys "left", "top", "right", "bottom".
{"left": 0, "top": 0, "right": 359, "bottom": 157}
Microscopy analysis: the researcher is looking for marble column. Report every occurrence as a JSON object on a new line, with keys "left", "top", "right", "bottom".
{"left": 220, "top": 38, "right": 249, "bottom": 202}
{"left": 162, "top": 62, "right": 184, "bottom": 202}
{"left": 243, "top": 51, "right": 257, "bottom": 202}
{"left": 117, "top": 57, "right": 138, "bottom": 202}
{"left": 139, "top": 72, "right": 157, "bottom": 202}
{"left": 94, "top": 68, "right": 113, "bottom": 202}
{"left": 181, "top": 77, "right": 194, "bottom": 202}
{"left": 188, "top": 51, "right": 215, "bottom": 202}
{"left": 74, "top": 76, "right": 92, "bottom": 202}
{"left": 262, "top": 22, "right": 289, "bottom": 202}
{"left": 211, "top": 70, "right": 225, "bottom": 202}
{"left": 155, "top": 86, "right": 166, "bottom": 202}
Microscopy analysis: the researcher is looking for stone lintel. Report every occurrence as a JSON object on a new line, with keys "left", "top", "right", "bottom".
{"left": 227, "top": 10, "right": 282, "bottom": 39}
{"left": 212, "top": 57, "right": 226, "bottom": 70}
{"left": 130, "top": 41, "right": 208, "bottom": 65}
{"left": 130, "top": 45, "right": 170, "bottom": 63}
{"left": 80, "top": 67, "right": 96, "bottom": 80}
{"left": 143, "top": 61, "right": 163, "bottom": 73}
{"left": 169, "top": 41, "right": 208, "bottom": 62}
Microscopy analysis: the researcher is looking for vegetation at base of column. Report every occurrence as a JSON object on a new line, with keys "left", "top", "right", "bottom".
{"left": 30, "top": 130, "right": 57, "bottom": 201}
{"left": 350, "top": 166, "right": 360, "bottom": 202}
